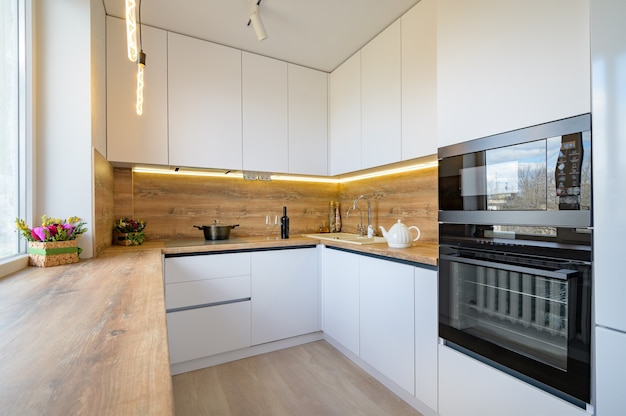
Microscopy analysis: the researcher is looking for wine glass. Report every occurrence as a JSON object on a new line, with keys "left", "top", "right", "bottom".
{"left": 264, "top": 213, "right": 275, "bottom": 239}
{"left": 272, "top": 214, "right": 281, "bottom": 239}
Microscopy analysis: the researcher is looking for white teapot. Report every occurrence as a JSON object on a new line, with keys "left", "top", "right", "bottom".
{"left": 379, "top": 219, "right": 421, "bottom": 248}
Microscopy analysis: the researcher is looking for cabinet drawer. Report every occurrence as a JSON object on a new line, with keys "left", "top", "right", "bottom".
{"left": 165, "top": 275, "right": 251, "bottom": 310}
{"left": 164, "top": 252, "right": 251, "bottom": 284}
{"left": 166, "top": 301, "right": 251, "bottom": 364}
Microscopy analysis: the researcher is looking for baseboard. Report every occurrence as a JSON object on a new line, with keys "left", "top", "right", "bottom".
{"left": 170, "top": 331, "right": 324, "bottom": 375}
{"left": 324, "top": 334, "right": 438, "bottom": 416}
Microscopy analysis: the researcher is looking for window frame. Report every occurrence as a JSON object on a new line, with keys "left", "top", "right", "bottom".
{"left": 0, "top": 0, "right": 32, "bottom": 276}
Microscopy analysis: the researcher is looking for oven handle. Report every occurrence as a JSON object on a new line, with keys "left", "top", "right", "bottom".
{"left": 440, "top": 254, "right": 578, "bottom": 280}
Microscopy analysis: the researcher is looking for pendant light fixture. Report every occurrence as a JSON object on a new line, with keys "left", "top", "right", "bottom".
{"left": 136, "top": 50, "right": 146, "bottom": 115}
{"left": 135, "top": 0, "right": 146, "bottom": 116}
{"left": 247, "top": 0, "right": 267, "bottom": 41}
{"left": 125, "top": 0, "right": 138, "bottom": 61}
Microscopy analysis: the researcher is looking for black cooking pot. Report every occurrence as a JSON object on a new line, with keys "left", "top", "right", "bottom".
{"left": 194, "top": 221, "right": 239, "bottom": 240}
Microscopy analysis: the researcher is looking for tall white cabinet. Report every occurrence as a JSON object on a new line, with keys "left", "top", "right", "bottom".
{"left": 591, "top": 0, "right": 626, "bottom": 414}
{"left": 436, "top": 0, "right": 590, "bottom": 148}
{"left": 168, "top": 33, "right": 242, "bottom": 170}
{"left": 106, "top": 17, "right": 168, "bottom": 165}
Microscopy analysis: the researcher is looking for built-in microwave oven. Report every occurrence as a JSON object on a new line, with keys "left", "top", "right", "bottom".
{"left": 439, "top": 113, "right": 591, "bottom": 229}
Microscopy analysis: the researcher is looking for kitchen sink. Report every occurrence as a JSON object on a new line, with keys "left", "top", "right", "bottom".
{"left": 304, "top": 232, "right": 386, "bottom": 245}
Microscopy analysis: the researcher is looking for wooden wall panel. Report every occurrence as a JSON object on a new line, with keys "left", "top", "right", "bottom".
{"left": 93, "top": 149, "right": 115, "bottom": 256}
{"left": 112, "top": 165, "right": 438, "bottom": 244}
{"left": 339, "top": 165, "right": 438, "bottom": 244}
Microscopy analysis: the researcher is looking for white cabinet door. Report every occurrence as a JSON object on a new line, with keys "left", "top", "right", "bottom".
{"left": 361, "top": 20, "right": 402, "bottom": 169}
{"left": 595, "top": 327, "right": 626, "bottom": 415}
{"left": 242, "top": 52, "right": 288, "bottom": 173}
{"left": 439, "top": 345, "right": 588, "bottom": 416}
{"left": 106, "top": 17, "right": 168, "bottom": 165}
{"left": 322, "top": 248, "right": 360, "bottom": 355}
{"left": 401, "top": 0, "right": 437, "bottom": 160}
{"left": 414, "top": 266, "right": 438, "bottom": 411}
{"left": 168, "top": 33, "right": 242, "bottom": 170}
{"left": 250, "top": 248, "right": 320, "bottom": 345}
{"left": 164, "top": 252, "right": 250, "bottom": 284}
{"left": 591, "top": 0, "right": 626, "bottom": 335}
{"left": 329, "top": 52, "right": 361, "bottom": 175}
{"left": 437, "top": 0, "right": 590, "bottom": 148}
{"left": 167, "top": 301, "right": 251, "bottom": 364}
{"left": 165, "top": 275, "right": 251, "bottom": 310}
{"left": 360, "top": 256, "right": 415, "bottom": 394}
{"left": 288, "top": 64, "right": 328, "bottom": 175}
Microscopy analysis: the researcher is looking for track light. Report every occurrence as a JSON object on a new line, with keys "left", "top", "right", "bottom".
{"left": 248, "top": 1, "right": 267, "bottom": 41}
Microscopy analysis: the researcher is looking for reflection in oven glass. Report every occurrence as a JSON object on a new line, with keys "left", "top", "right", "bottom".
{"left": 450, "top": 262, "right": 571, "bottom": 371}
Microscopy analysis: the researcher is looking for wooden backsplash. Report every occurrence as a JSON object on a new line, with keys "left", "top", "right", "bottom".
{"left": 113, "top": 163, "right": 438, "bottom": 244}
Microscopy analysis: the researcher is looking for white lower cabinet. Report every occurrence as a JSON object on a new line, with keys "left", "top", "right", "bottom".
{"left": 360, "top": 256, "right": 415, "bottom": 394}
{"left": 322, "top": 247, "right": 438, "bottom": 413}
{"left": 322, "top": 248, "right": 360, "bottom": 356}
{"left": 439, "top": 345, "right": 589, "bottom": 416}
{"left": 251, "top": 248, "right": 320, "bottom": 345}
{"left": 414, "top": 267, "right": 438, "bottom": 411}
{"left": 164, "top": 248, "right": 320, "bottom": 368}
{"left": 595, "top": 326, "right": 626, "bottom": 415}
{"left": 166, "top": 302, "right": 251, "bottom": 364}
{"left": 164, "top": 252, "right": 252, "bottom": 365}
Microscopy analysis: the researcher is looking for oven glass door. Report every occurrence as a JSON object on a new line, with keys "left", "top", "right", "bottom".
{"left": 439, "top": 245, "right": 592, "bottom": 403}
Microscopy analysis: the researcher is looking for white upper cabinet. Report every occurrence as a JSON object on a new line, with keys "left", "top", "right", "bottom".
{"left": 401, "top": 0, "right": 437, "bottom": 160}
{"left": 437, "top": 0, "right": 590, "bottom": 148}
{"left": 329, "top": 52, "right": 362, "bottom": 175}
{"left": 106, "top": 17, "right": 168, "bottom": 165}
{"left": 168, "top": 33, "right": 242, "bottom": 170}
{"left": 288, "top": 64, "right": 328, "bottom": 175}
{"left": 361, "top": 20, "right": 402, "bottom": 169}
{"left": 242, "top": 52, "right": 289, "bottom": 173}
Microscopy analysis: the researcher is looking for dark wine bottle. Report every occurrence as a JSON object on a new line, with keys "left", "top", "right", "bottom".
{"left": 281, "top": 206, "right": 289, "bottom": 239}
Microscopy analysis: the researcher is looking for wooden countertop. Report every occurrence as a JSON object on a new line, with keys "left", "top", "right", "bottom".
{"left": 117, "top": 235, "right": 439, "bottom": 267}
{"left": 0, "top": 249, "right": 174, "bottom": 416}
{"left": 0, "top": 235, "right": 437, "bottom": 414}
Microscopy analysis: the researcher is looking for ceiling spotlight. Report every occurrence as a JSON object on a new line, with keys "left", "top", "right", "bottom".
{"left": 247, "top": 1, "right": 267, "bottom": 41}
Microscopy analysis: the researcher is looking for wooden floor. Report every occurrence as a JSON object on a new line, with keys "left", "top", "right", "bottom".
{"left": 172, "top": 340, "right": 423, "bottom": 416}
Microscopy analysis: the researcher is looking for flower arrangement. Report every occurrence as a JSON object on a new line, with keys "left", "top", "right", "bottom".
{"left": 114, "top": 218, "right": 147, "bottom": 233}
{"left": 15, "top": 215, "right": 87, "bottom": 267}
{"left": 15, "top": 215, "right": 88, "bottom": 242}
{"left": 113, "top": 218, "right": 147, "bottom": 245}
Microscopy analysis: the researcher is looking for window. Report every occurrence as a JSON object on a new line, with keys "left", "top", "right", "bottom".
{"left": 0, "top": 0, "right": 28, "bottom": 264}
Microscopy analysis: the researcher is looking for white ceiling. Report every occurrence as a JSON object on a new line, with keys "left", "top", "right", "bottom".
{"left": 102, "top": 0, "right": 420, "bottom": 73}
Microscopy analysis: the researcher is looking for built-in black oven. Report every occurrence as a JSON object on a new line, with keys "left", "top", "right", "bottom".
{"left": 438, "top": 114, "right": 592, "bottom": 406}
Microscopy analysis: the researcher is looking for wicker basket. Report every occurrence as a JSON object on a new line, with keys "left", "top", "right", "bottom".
{"left": 113, "top": 230, "right": 145, "bottom": 246}
{"left": 28, "top": 240, "right": 79, "bottom": 267}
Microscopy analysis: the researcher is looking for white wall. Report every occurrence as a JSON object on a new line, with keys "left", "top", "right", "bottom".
{"left": 33, "top": 0, "right": 106, "bottom": 258}
{"left": 91, "top": 0, "right": 107, "bottom": 155}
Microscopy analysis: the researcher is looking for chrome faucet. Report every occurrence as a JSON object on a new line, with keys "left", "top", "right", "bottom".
{"left": 349, "top": 195, "right": 374, "bottom": 237}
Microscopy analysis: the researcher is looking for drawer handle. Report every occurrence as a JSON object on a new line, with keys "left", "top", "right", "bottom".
{"left": 166, "top": 297, "right": 251, "bottom": 313}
